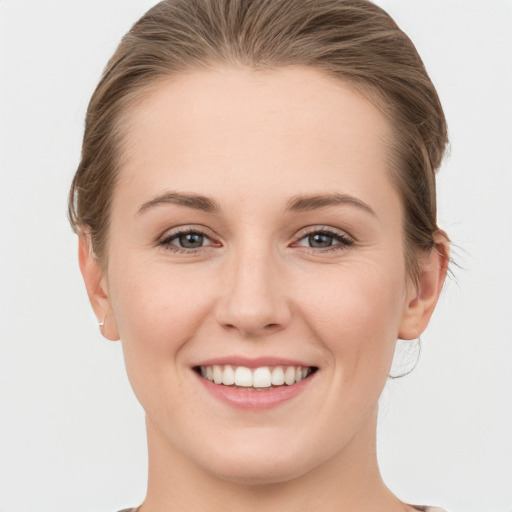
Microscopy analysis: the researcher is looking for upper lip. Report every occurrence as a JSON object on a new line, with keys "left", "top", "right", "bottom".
{"left": 194, "top": 356, "right": 316, "bottom": 368}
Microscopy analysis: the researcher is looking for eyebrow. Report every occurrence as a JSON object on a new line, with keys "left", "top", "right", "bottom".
{"left": 285, "top": 193, "right": 376, "bottom": 216}
{"left": 137, "top": 191, "right": 221, "bottom": 215}
{"left": 137, "top": 191, "right": 376, "bottom": 217}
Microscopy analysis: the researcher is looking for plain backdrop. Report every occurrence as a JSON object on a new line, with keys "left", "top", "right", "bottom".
{"left": 1, "top": 1, "right": 511, "bottom": 511}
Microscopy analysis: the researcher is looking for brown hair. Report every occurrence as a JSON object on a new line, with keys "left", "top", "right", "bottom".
{"left": 68, "top": 0, "right": 448, "bottom": 281}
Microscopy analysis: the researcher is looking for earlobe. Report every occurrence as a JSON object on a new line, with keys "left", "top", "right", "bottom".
{"left": 78, "top": 233, "right": 120, "bottom": 341}
{"left": 398, "top": 232, "right": 450, "bottom": 340}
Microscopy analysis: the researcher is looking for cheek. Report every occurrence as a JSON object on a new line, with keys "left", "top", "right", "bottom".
{"left": 297, "top": 261, "right": 407, "bottom": 376}
{"left": 107, "top": 258, "right": 215, "bottom": 379}
{"left": 106, "top": 260, "right": 220, "bottom": 422}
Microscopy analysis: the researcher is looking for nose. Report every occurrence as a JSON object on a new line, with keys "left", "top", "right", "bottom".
{"left": 215, "top": 245, "right": 292, "bottom": 338}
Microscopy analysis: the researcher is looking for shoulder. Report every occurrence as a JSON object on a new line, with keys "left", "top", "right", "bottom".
{"left": 117, "top": 509, "right": 138, "bottom": 512}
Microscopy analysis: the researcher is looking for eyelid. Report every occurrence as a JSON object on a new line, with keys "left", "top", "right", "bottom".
{"left": 294, "top": 225, "right": 354, "bottom": 241}
{"left": 159, "top": 224, "right": 215, "bottom": 241}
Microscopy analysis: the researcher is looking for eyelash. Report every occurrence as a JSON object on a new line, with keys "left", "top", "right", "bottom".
{"left": 158, "top": 226, "right": 354, "bottom": 254}
{"left": 293, "top": 227, "right": 354, "bottom": 253}
{"left": 159, "top": 228, "right": 217, "bottom": 254}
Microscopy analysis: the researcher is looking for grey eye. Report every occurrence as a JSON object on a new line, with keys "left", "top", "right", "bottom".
{"left": 295, "top": 228, "right": 353, "bottom": 252}
{"left": 307, "top": 233, "right": 334, "bottom": 248}
{"left": 176, "top": 232, "right": 206, "bottom": 248}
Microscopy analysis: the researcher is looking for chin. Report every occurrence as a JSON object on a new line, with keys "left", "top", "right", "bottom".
{"left": 189, "top": 432, "right": 324, "bottom": 486}
{"left": 205, "top": 454, "right": 312, "bottom": 486}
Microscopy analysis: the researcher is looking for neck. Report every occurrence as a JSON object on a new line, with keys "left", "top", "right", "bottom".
{"left": 140, "top": 408, "right": 407, "bottom": 512}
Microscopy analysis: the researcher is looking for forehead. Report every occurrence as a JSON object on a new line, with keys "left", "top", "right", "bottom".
{"left": 116, "top": 66, "right": 396, "bottom": 212}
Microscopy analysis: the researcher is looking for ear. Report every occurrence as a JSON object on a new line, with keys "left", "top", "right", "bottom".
{"left": 398, "top": 232, "right": 450, "bottom": 340}
{"left": 78, "top": 233, "right": 120, "bottom": 341}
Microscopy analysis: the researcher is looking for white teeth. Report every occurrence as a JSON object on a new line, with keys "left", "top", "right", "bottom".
{"left": 271, "top": 366, "right": 285, "bottom": 385}
{"left": 253, "top": 367, "right": 272, "bottom": 388}
{"left": 223, "top": 365, "right": 235, "bottom": 385}
{"left": 199, "top": 364, "right": 313, "bottom": 388}
{"left": 213, "top": 365, "right": 223, "bottom": 384}
{"left": 234, "top": 366, "right": 253, "bottom": 387}
{"left": 284, "top": 366, "right": 296, "bottom": 385}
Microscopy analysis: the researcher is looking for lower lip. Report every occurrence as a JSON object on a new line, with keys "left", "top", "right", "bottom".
{"left": 194, "top": 371, "right": 315, "bottom": 410}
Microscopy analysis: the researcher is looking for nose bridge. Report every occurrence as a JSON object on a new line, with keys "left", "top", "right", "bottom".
{"left": 216, "top": 238, "right": 290, "bottom": 336}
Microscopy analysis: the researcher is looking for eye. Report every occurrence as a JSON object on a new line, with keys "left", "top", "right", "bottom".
{"left": 305, "top": 232, "right": 336, "bottom": 249}
{"left": 294, "top": 228, "right": 354, "bottom": 252}
{"left": 160, "top": 228, "right": 215, "bottom": 252}
{"left": 174, "top": 232, "right": 208, "bottom": 249}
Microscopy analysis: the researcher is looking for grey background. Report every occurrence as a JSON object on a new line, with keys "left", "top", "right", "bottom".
{"left": 1, "top": 1, "right": 511, "bottom": 511}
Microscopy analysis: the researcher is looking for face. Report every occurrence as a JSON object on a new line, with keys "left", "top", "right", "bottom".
{"left": 82, "top": 66, "right": 442, "bottom": 485}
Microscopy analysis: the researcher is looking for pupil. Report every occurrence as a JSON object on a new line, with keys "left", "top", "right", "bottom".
{"left": 179, "top": 233, "right": 204, "bottom": 248}
{"left": 309, "top": 233, "right": 333, "bottom": 248}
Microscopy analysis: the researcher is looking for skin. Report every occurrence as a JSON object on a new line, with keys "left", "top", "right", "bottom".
{"left": 79, "top": 66, "right": 448, "bottom": 512}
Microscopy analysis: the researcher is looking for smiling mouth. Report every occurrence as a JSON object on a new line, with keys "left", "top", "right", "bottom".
{"left": 194, "top": 365, "right": 318, "bottom": 391}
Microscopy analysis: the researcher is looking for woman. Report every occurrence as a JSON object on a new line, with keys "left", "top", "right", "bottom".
{"left": 69, "top": 0, "right": 450, "bottom": 510}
